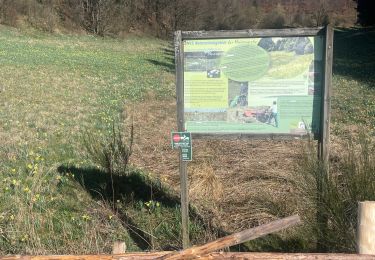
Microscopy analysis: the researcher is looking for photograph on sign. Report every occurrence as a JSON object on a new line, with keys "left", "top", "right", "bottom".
{"left": 183, "top": 36, "right": 324, "bottom": 135}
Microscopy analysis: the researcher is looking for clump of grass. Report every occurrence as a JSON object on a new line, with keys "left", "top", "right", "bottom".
{"left": 82, "top": 122, "right": 134, "bottom": 207}
{"left": 83, "top": 122, "right": 133, "bottom": 174}
{"left": 190, "top": 163, "right": 223, "bottom": 205}
{"left": 297, "top": 133, "right": 375, "bottom": 252}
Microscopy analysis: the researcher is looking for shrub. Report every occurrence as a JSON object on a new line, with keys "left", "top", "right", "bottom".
{"left": 258, "top": 10, "right": 286, "bottom": 29}
{"left": 297, "top": 133, "right": 375, "bottom": 252}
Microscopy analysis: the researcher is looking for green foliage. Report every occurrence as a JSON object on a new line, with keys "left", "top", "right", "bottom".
{"left": 125, "top": 201, "right": 208, "bottom": 250}
{"left": 331, "top": 28, "right": 375, "bottom": 134}
{"left": 298, "top": 134, "right": 375, "bottom": 252}
{"left": 0, "top": 148, "right": 136, "bottom": 254}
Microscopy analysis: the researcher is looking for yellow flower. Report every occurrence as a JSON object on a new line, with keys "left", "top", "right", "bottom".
{"left": 11, "top": 168, "right": 16, "bottom": 173}
{"left": 32, "top": 194, "right": 40, "bottom": 202}
{"left": 27, "top": 164, "right": 33, "bottom": 169}
{"left": 82, "top": 214, "right": 91, "bottom": 221}
{"left": 21, "top": 234, "right": 28, "bottom": 242}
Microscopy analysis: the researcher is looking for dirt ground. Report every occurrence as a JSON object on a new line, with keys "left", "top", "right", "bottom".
{"left": 124, "top": 98, "right": 321, "bottom": 233}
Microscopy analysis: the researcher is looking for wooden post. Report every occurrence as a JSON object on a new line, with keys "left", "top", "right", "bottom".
{"left": 112, "top": 241, "right": 126, "bottom": 254}
{"left": 319, "top": 25, "right": 333, "bottom": 167}
{"left": 158, "top": 215, "right": 301, "bottom": 260}
{"left": 316, "top": 25, "right": 334, "bottom": 252}
{"left": 175, "top": 30, "right": 190, "bottom": 249}
{"left": 358, "top": 201, "right": 375, "bottom": 254}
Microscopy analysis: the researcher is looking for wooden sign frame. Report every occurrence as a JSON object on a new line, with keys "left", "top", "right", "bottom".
{"left": 174, "top": 26, "right": 333, "bottom": 248}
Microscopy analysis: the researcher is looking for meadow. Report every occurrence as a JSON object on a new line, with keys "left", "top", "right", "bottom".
{"left": 0, "top": 25, "right": 178, "bottom": 254}
{"left": 0, "top": 25, "right": 374, "bottom": 254}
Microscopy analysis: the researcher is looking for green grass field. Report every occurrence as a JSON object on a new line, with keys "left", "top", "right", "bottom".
{"left": 0, "top": 25, "right": 178, "bottom": 254}
{"left": 0, "top": 25, "right": 374, "bottom": 254}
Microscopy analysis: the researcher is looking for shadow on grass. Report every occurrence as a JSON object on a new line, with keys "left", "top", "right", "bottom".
{"left": 146, "top": 58, "right": 175, "bottom": 73}
{"left": 57, "top": 166, "right": 180, "bottom": 207}
{"left": 57, "top": 165, "right": 180, "bottom": 250}
{"left": 333, "top": 27, "right": 375, "bottom": 87}
{"left": 244, "top": 234, "right": 309, "bottom": 253}
{"left": 57, "top": 165, "right": 303, "bottom": 252}
{"left": 146, "top": 44, "right": 175, "bottom": 73}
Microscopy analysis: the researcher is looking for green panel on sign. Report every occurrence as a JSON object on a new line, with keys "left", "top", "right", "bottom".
{"left": 221, "top": 44, "right": 270, "bottom": 82}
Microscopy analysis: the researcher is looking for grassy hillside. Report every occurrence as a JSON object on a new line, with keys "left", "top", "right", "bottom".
{"left": 0, "top": 25, "right": 178, "bottom": 254}
{"left": 0, "top": 25, "right": 374, "bottom": 254}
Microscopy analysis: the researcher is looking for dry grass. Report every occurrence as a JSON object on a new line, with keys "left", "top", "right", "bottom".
{"left": 124, "top": 96, "right": 375, "bottom": 253}
{"left": 124, "top": 98, "right": 306, "bottom": 234}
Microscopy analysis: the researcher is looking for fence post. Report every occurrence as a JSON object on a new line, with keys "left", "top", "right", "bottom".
{"left": 357, "top": 201, "right": 375, "bottom": 254}
{"left": 112, "top": 241, "right": 127, "bottom": 254}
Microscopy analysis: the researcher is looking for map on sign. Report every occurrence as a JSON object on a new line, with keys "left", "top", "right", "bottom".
{"left": 171, "top": 132, "right": 192, "bottom": 161}
{"left": 183, "top": 36, "right": 324, "bottom": 135}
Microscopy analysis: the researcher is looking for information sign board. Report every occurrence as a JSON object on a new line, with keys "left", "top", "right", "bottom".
{"left": 182, "top": 34, "right": 325, "bottom": 137}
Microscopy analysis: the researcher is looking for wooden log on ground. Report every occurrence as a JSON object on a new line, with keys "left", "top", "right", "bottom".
{"left": 158, "top": 215, "right": 301, "bottom": 260}
{"left": 197, "top": 252, "right": 375, "bottom": 260}
{"left": 2, "top": 252, "right": 375, "bottom": 260}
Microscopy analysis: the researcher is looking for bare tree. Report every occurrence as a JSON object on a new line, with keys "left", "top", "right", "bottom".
{"left": 311, "top": 0, "right": 330, "bottom": 26}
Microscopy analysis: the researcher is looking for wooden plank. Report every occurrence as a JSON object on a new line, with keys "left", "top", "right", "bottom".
{"left": 181, "top": 27, "right": 324, "bottom": 39}
{"left": 190, "top": 252, "right": 375, "bottom": 260}
{"left": 174, "top": 30, "right": 190, "bottom": 249}
{"left": 158, "top": 215, "right": 301, "bottom": 260}
{"left": 2, "top": 252, "right": 375, "bottom": 260}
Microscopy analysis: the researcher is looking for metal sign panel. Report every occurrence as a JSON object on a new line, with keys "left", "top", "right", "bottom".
{"left": 171, "top": 132, "right": 192, "bottom": 161}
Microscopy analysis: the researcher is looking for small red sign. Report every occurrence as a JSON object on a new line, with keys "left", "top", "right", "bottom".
{"left": 173, "top": 134, "right": 180, "bottom": 142}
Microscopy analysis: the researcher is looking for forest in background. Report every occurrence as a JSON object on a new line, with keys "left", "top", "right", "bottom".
{"left": 0, "top": 0, "right": 368, "bottom": 38}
